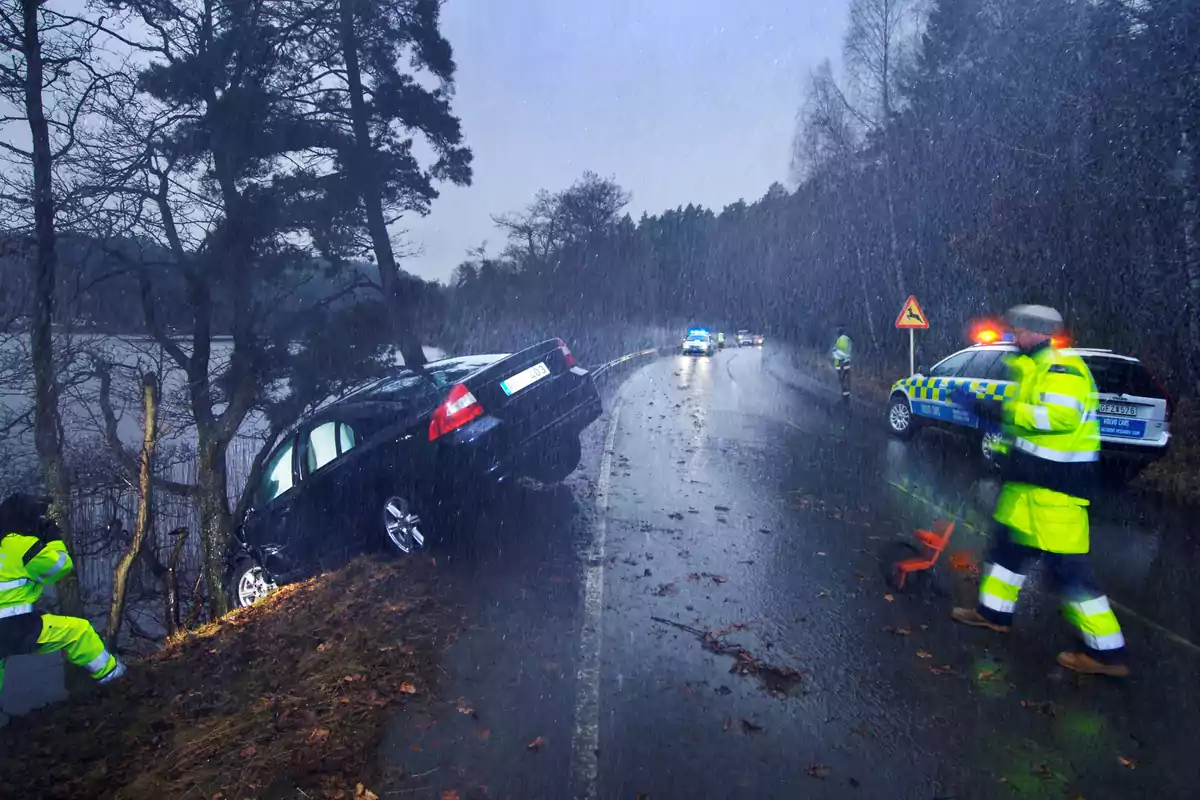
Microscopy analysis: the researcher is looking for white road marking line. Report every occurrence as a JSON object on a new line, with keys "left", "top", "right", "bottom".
{"left": 570, "top": 389, "right": 625, "bottom": 799}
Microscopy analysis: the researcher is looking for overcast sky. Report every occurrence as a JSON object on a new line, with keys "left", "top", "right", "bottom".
{"left": 402, "top": 0, "right": 852, "bottom": 282}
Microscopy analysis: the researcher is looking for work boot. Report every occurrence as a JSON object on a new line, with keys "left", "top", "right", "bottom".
{"left": 1056, "top": 651, "right": 1130, "bottom": 677}
{"left": 951, "top": 607, "right": 1011, "bottom": 633}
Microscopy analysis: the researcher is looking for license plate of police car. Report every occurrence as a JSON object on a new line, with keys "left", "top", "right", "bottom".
{"left": 501, "top": 362, "right": 551, "bottom": 396}
{"left": 1099, "top": 402, "right": 1138, "bottom": 417}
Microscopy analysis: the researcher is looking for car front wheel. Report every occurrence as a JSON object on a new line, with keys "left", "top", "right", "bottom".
{"left": 888, "top": 395, "right": 916, "bottom": 439}
{"left": 230, "top": 558, "right": 276, "bottom": 609}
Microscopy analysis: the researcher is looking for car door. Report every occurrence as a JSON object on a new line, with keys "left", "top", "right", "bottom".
{"left": 293, "top": 418, "right": 365, "bottom": 573}
{"left": 952, "top": 348, "right": 1009, "bottom": 430}
{"left": 910, "top": 349, "right": 978, "bottom": 426}
{"left": 242, "top": 434, "right": 305, "bottom": 577}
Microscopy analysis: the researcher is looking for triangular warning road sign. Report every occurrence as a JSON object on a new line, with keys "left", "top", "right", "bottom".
{"left": 895, "top": 296, "right": 929, "bottom": 329}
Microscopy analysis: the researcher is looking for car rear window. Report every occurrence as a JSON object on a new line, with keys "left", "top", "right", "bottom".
{"left": 353, "top": 356, "right": 504, "bottom": 401}
{"left": 1081, "top": 357, "right": 1163, "bottom": 399}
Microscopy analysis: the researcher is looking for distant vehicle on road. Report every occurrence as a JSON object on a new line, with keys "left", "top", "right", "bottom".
{"left": 886, "top": 339, "right": 1170, "bottom": 473}
{"left": 741, "top": 332, "right": 764, "bottom": 347}
{"left": 736, "top": 329, "right": 749, "bottom": 346}
{"left": 226, "top": 339, "right": 601, "bottom": 608}
{"left": 681, "top": 329, "right": 716, "bottom": 357}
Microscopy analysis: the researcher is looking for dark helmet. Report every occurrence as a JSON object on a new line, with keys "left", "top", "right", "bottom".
{"left": 0, "top": 493, "right": 53, "bottom": 537}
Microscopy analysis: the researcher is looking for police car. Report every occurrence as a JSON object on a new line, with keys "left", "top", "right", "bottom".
{"left": 681, "top": 329, "right": 716, "bottom": 357}
{"left": 886, "top": 337, "right": 1171, "bottom": 470}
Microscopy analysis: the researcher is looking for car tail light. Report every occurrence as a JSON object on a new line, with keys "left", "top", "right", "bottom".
{"left": 429, "top": 383, "right": 483, "bottom": 440}
{"left": 555, "top": 338, "right": 576, "bottom": 368}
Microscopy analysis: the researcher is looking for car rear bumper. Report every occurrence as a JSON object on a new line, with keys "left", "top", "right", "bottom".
{"left": 437, "top": 373, "right": 603, "bottom": 487}
{"left": 1101, "top": 435, "right": 1170, "bottom": 462}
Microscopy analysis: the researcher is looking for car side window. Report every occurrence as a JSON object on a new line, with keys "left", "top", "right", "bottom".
{"left": 985, "top": 352, "right": 1013, "bottom": 380}
{"left": 338, "top": 422, "right": 356, "bottom": 455}
{"left": 929, "top": 351, "right": 975, "bottom": 378}
{"left": 258, "top": 437, "right": 296, "bottom": 505}
{"left": 306, "top": 422, "right": 339, "bottom": 473}
{"left": 962, "top": 350, "right": 1002, "bottom": 379}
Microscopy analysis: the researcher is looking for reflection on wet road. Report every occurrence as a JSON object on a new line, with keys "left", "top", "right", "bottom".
{"left": 381, "top": 346, "right": 1200, "bottom": 799}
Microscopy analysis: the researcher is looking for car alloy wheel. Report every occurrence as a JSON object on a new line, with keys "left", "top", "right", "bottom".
{"left": 980, "top": 430, "right": 1005, "bottom": 464}
{"left": 383, "top": 496, "right": 424, "bottom": 554}
{"left": 236, "top": 564, "right": 276, "bottom": 607}
{"left": 889, "top": 399, "right": 912, "bottom": 433}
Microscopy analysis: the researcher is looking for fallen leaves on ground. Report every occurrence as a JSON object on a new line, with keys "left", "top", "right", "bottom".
{"left": 710, "top": 574, "right": 729, "bottom": 584}
{"left": 1118, "top": 756, "right": 1138, "bottom": 770}
{"left": 930, "top": 665, "right": 955, "bottom": 675}
{"left": 527, "top": 736, "right": 546, "bottom": 751}
{"left": 652, "top": 617, "right": 806, "bottom": 697}
{"left": 976, "top": 668, "right": 1000, "bottom": 682}
{"left": 916, "top": 649, "right": 933, "bottom": 659}
{"left": 884, "top": 594, "right": 895, "bottom": 602}
{"left": 807, "top": 764, "right": 831, "bottom": 779}
{"left": 441, "top": 791, "right": 461, "bottom": 800}
{"left": 0, "top": 556, "right": 458, "bottom": 800}
{"left": 1033, "top": 764, "right": 1055, "bottom": 780}
{"left": 883, "top": 626, "right": 912, "bottom": 636}
{"left": 354, "top": 784, "right": 379, "bottom": 800}
{"left": 398, "top": 681, "right": 418, "bottom": 695}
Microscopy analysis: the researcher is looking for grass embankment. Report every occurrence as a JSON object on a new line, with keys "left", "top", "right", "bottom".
{"left": 0, "top": 556, "right": 458, "bottom": 800}
{"left": 790, "top": 347, "right": 1200, "bottom": 506}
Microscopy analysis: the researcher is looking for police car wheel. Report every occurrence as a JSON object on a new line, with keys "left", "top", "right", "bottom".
{"left": 887, "top": 395, "right": 916, "bottom": 439}
{"left": 979, "top": 430, "right": 1005, "bottom": 466}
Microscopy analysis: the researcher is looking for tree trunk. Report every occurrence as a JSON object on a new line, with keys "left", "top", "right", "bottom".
{"left": 196, "top": 432, "right": 231, "bottom": 618}
{"left": 337, "top": 0, "right": 426, "bottom": 368}
{"left": 21, "top": 0, "right": 81, "bottom": 621}
{"left": 104, "top": 372, "right": 158, "bottom": 648}
{"left": 854, "top": 243, "right": 880, "bottom": 350}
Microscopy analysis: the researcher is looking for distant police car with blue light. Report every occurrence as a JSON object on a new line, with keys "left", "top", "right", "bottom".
{"left": 886, "top": 332, "right": 1171, "bottom": 473}
{"left": 681, "top": 329, "right": 716, "bottom": 357}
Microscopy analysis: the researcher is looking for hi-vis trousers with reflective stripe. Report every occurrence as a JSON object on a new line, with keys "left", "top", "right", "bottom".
{"left": 0, "top": 612, "right": 118, "bottom": 692}
{"left": 977, "top": 524, "right": 1126, "bottom": 663}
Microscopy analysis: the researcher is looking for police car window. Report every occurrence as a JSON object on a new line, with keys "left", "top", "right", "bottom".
{"left": 258, "top": 438, "right": 295, "bottom": 505}
{"left": 929, "top": 351, "right": 975, "bottom": 377}
{"left": 1082, "top": 357, "right": 1164, "bottom": 398}
{"left": 962, "top": 350, "right": 1003, "bottom": 379}
{"left": 985, "top": 352, "right": 1012, "bottom": 380}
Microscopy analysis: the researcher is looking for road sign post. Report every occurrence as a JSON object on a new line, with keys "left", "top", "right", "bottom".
{"left": 894, "top": 295, "right": 929, "bottom": 375}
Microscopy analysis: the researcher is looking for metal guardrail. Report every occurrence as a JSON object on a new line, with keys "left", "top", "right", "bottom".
{"left": 589, "top": 347, "right": 663, "bottom": 377}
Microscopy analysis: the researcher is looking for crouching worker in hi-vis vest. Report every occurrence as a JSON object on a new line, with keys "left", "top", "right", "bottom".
{"left": 951, "top": 305, "right": 1128, "bottom": 677}
{"left": 0, "top": 493, "right": 125, "bottom": 694}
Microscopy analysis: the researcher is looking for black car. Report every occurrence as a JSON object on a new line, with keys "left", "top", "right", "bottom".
{"left": 226, "top": 338, "right": 601, "bottom": 607}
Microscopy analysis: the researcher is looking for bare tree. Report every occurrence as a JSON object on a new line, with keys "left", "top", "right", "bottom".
{"left": 0, "top": 0, "right": 116, "bottom": 624}
{"left": 844, "top": 0, "right": 915, "bottom": 122}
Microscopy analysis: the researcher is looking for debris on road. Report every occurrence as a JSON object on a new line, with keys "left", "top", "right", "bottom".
{"left": 807, "top": 764, "right": 831, "bottom": 779}
{"left": 668, "top": 511, "right": 685, "bottom": 520}
{"left": 1118, "top": 756, "right": 1138, "bottom": 770}
{"left": 916, "top": 649, "right": 933, "bottom": 659}
{"left": 527, "top": 736, "right": 546, "bottom": 751}
{"left": 883, "top": 626, "right": 913, "bottom": 636}
{"left": 714, "top": 505, "right": 731, "bottom": 512}
{"left": 650, "top": 616, "right": 807, "bottom": 697}
{"left": 653, "top": 583, "right": 677, "bottom": 597}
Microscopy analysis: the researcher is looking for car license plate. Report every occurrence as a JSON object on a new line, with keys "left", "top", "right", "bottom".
{"left": 1099, "top": 402, "right": 1138, "bottom": 417}
{"left": 501, "top": 362, "right": 551, "bottom": 396}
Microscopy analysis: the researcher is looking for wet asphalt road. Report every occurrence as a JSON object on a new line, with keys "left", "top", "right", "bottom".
{"left": 378, "top": 345, "right": 1200, "bottom": 799}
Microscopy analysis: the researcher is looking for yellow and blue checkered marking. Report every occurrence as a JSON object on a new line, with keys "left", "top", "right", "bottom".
{"left": 891, "top": 375, "right": 1014, "bottom": 427}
